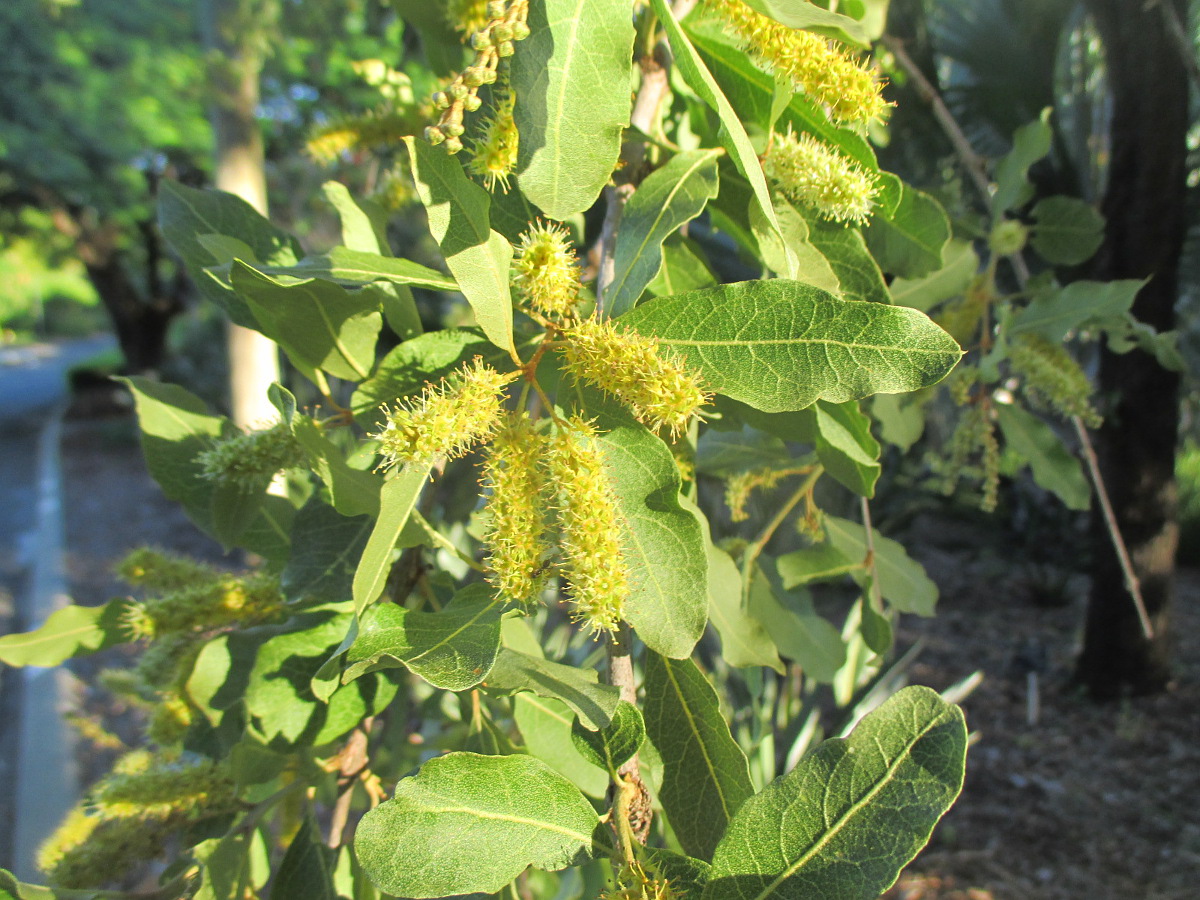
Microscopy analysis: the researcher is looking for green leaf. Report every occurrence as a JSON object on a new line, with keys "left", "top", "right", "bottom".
{"left": 811, "top": 401, "right": 881, "bottom": 497}
{"left": 353, "top": 466, "right": 430, "bottom": 614}
{"left": 607, "top": 149, "right": 722, "bottom": 317}
{"left": 761, "top": 195, "right": 840, "bottom": 286}
{"left": 617, "top": 280, "right": 962, "bottom": 413}
{"left": 343, "top": 584, "right": 503, "bottom": 690}
{"left": 696, "top": 426, "right": 791, "bottom": 477}
{"left": 801, "top": 212, "right": 889, "bottom": 304}
{"left": 588, "top": 397, "right": 709, "bottom": 659}
{"left": 0, "top": 599, "right": 133, "bottom": 667}
{"left": 571, "top": 700, "right": 646, "bottom": 773}
{"left": 822, "top": 516, "right": 938, "bottom": 616}
{"left": 740, "top": 0, "right": 869, "bottom": 45}
{"left": 269, "top": 815, "right": 337, "bottom": 900}
{"left": 995, "top": 403, "right": 1090, "bottom": 510}
{"left": 323, "top": 181, "right": 389, "bottom": 255}
{"left": 746, "top": 567, "right": 845, "bottom": 681}
{"left": 355, "top": 752, "right": 599, "bottom": 898}
{"left": 352, "top": 328, "right": 515, "bottom": 425}
{"left": 230, "top": 261, "right": 381, "bottom": 382}
{"left": 776, "top": 545, "right": 859, "bottom": 588}
{"left": 484, "top": 647, "right": 621, "bottom": 730}
{"left": 993, "top": 110, "right": 1053, "bottom": 217}
{"left": 864, "top": 184, "right": 951, "bottom": 279}
{"left": 405, "top": 136, "right": 515, "bottom": 353}
{"left": 646, "top": 236, "right": 718, "bottom": 298}
{"left": 252, "top": 246, "right": 458, "bottom": 292}
{"left": 1029, "top": 196, "right": 1104, "bottom": 266}
{"left": 1009, "top": 279, "right": 1145, "bottom": 343}
{"left": 654, "top": 0, "right": 789, "bottom": 258}
{"left": 889, "top": 239, "right": 978, "bottom": 312}
{"left": 643, "top": 652, "right": 755, "bottom": 861}
{"left": 511, "top": 0, "right": 635, "bottom": 219}
{"left": 291, "top": 416, "right": 382, "bottom": 518}
{"left": 870, "top": 392, "right": 928, "bottom": 451}
{"left": 158, "top": 181, "right": 302, "bottom": 327}
{"left": 515, "top": 694, "right": 610, "bottom": 798}
{"left": 702, "top": 686, "right": 966, "bottom": 900}
{"left": 281, "top": 501, "right": 373, "bottom": 605}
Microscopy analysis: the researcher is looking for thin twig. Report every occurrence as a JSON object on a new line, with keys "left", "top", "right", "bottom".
{"left": 887, "top": 29, "right": 1154, "bottom": 641}
{"left": 741, "top": 468, "right": 824, "bottom": 592}
{"left": 859, "top": 497, "right": 884, "bottom": 610}
{"left": 326, "top": 719, "right": 374, "bottom": 849}
{"left": 1072, "top": 416, "right": 1155, "bottom": 638}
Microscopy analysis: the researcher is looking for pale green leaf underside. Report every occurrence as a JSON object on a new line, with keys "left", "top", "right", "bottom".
{"left": 512, "top": 0, "right": 635, "bottom": 219}
{"left": 618, "top": 280, "right": 962, "bottom": 412}
{"left": 355, "top": 753, "right": 598, "bottom": 898}
{"left": 0, "top": 600, "right": 131, "bottom": 667}
{"left": 703, "top": 686, "right": 967, "bottom": 900}
{"left": 995, "top": 403, "right": 1090, "bottom": 511}
{"left": 485, "top": 648, "right": 621, "bottom": 730}
{"left": 821, "top": 515, "right": 938, "bottom": 616}
{"left": 353, "top": 467, "right": 430, "bottom": 614}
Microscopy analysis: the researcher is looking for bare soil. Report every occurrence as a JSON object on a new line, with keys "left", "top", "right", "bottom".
{"left": 56, "top": 410, "right": 1200, "bottom": 900}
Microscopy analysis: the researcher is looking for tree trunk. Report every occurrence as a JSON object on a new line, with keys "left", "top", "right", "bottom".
{"left": 200, "top": 0, "right": 282, "bottom": 429}
{"left": 1076, "top": 0, "right": 1189, "bottom": 699}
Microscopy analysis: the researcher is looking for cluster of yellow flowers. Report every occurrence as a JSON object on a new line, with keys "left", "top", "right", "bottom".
{"left": 763, "top": 130, "right": 881, "bottom": 225}
{"left": 513, "top": 221, "right": 582, "bottom": 318}
{"left": 468, "top": 90, "right": 520, "bottom": 191}
{"left": 196, "top": 421, "right": 306, "bottom": 491}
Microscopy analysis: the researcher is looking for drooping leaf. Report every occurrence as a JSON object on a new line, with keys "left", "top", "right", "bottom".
{"left": 587, "top": 397, "right": 709, "bottom": 659}
{"left": 1009, "top": 279, "right": 1145, "bottom": 343}
{"left": 739, "top": 0, "right": 869, "bottom": 45}
{"left": 995, "top": 403, "right": 1090, "bottom": 510}
{"left": 870, "top": 392, "right": 929, "bottom": 451}
{"left": 515, "top": 693, "right": 610, "bottom": 798}
{"left": 695, "top": 426, "right": 792, "bottom": 478}
{"left": 864, "top": 184, "right": 951, "bottom": 279}
{"left": 511, "top": 0, "right": 635, "bottom": 219}
{"left": 776, "top": 544, "right": 859, "bottom": 588}
{"left": 801, "top": 212, "right": 889, "bottom": 304}
{"left": 571, "top": 700, "right": 646, "bottom": 773}
{"left": 355, "top": 753, "right": 599, "bottom": 898}
{"left": 342, "top": 584, "right": 503, "bottom": 691}
{"left": 702, "top": 686, "right": 966, "bottom": 900}
{"left": 606, "top": 149, "right": 722, "bottom": 317}
{"left": 484, "top": 648, "right": 621, "bottom": 730}
{"left": 323, "top": 181, "right": 389, "bottom": 255}
{"left": 746, "top": 567, "right": 845, "bottom": 681}
{"left": 617, "top": 280, "right": 962, "bottom": 412}
{"left": 889, "top": 239, "right": 979, "bottom": 311}
{"left": 646, "top": 236, "right": 719, "bottom": 298}
{"left": 821, "top": 516, "right": 938, "bottom": 616}
{"left": 643, "top": 652, "right": 755, "bottom": 861}
{"left": 353, "top": 466, "right": 430, "bottom": 614}
{"left": 230, "top": 261, "right": 381, "bottom": 382}
{"left": 158, "top": 180, "right": 302, "bottom": 327}
{"left": 810, "top": 401, "right": 881, "bottom": 497}
{"left": 252, "top": 246, "right": 457, "bottom": 292}
{"left": 290, "top": 416, "right": 382, "bottom": 518}
{"left": 405, "top": 136, "right": 515, "bottom": 353}
{"left": 281, "top": 501, "right": 373, "bottom": 605}
{"left": 0, "top": 599, "right": 133, "bottom": 667}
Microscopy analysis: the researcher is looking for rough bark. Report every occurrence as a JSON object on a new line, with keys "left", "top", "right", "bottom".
{"left": 1076, "top": 0, "right": 1188, "bottom": 699}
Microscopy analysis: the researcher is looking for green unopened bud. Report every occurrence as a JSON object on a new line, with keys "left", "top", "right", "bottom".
{"left": 989, "top": 219, "right": 1028, "bottom": 256}
{"left": 487, "top": 0, "right": 506, "bottom": 18}
{"left": 497, "top": 40, "right": 514, "bottom": 57}
{"left": 462, "top": 66, "right": 488, "bottom": 88}
{"left": 425, "top": 125, "right": 446, "bottom": 145}
{"left": 449, "top": 82, "right": 471, "bottom": 101}
{"left": 443, "top": 122, "right": 466, "bottom": 138}
{"left": 471, "top": 30, "right": 493, "bottom": 49}
{"left": 463, "top": 93, "right": 483, "bottom": 111}
{"left": 511, "top": 21, "right": 530, "bottom": 40}
{"left": 432, "top": 91, "right": 450, "bottom": 109}
{"left": 444, "top": 136, "right": 464, "bottom": 154}
{"left": 492, "top": 23, "right": 513, "bottom": 41}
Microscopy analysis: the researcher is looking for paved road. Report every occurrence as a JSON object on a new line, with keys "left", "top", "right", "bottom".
{"left": 0, "top": 334, "right": 114, "bottom": 876}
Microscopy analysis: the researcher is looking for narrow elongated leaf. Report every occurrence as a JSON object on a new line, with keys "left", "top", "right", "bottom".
{"left": 740, "top": 0, "right": 869, "bottom": 45}
{"left": 654, "top": 0, "right": 789, "bottom": 258}
{"left": 995, "top": 403, "right": 1090, "bottom": 510}
{"left": 252, "top": 246, "right": 457, "bottom": 291}
{"left": 511, "top": 0, "right": 635, "bottom": 219}
{"left": 703, "top": 686, "right": 966, "bottom": 900}
{"left": 746, "top": 568, "right": 845, "bottom": 681}
{"left": 993, "top": 111, "right": 1052, "bottom": 216}
{"left": 230, "top": 261, "right": 381, "bottom": 382}
{"left": 617, "top": 280, "right": 962, "bottom": 412}
{"left": 343, "top": 585, "right": 503, "bottom": 690}
{"left": 484, "top": 648, "right": 620, "bottom": 730}
{"left": 802, "top": 213, "right": 889, "bottom": 304}
{"left": 607, "top": 149, "right": 722, "bottom": 317}
{"left": 646, "top": 236, "right": 718, "bottom": 298}
{"left": 643, "top": 652, "right": 755, "bottom": 861}
{"left": 158, "top": 181, "right": 302, "bottom": 327}
{"left": 353, "top": 467, "right": 430, "bottom": 614}
{"left": 405, "top": 137, "right": 515, "bottom": 353}
{"left": 1009, "top": 279, "right": 1145, "bottom": 343}
{"left": 291, "top": 417, "right": 381, "bottom": 518}
{"left": 355, "top": 753, "right": 599, "bottom": 898}
{"left": 588, "top": 398, "right": 709, "bottom": 659}
{"left": 323, "top": 181, "right": 389, "bottom": 255}
{"left": 821, "top": 516, "right": 937, "bottom": 616}
{"left": 0, "top": 600, "right": 132, "bottom": 667}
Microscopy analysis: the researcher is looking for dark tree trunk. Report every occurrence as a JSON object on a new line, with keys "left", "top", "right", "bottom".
{"left": 1076, "top": 0, "right": 1189, "bottom": 699}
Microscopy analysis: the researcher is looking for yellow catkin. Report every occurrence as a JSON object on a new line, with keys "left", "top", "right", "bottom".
{"left": 373, "top": 357, "right": 513, "bottom": 469}
{"left": 513, "top": 221, "right": 582, "bottom": 318}
{"left": 468, "top": 90, "right": 519, "bottom": 191}
{"left": 1008, "top": 333, "right": 1102, "bottom": 427}
{"left": 482, "top": 414, "right": 553, "bottom": 604}
{"left": 90, "top": 755, "right": 239, "bottom": 822}
{"left": 559, "top": 318, "right": 709, "bottom": 438}
{"left": 724, "top": 467, "right": 789, "bottom": 522}
{"left": 127, "top": 570, "right": 284, "bottom": 640}
{"left": 705, "top": 0, "right": 887, "bottom": 124}
{"left": 548, "top": 419, "right": 630, "bottom": 634}
{"left": 196, "top": 422, "right": 306, "bottom": 491}
{"left": 763, "top": 131, "right": 881, "bottom": 225}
